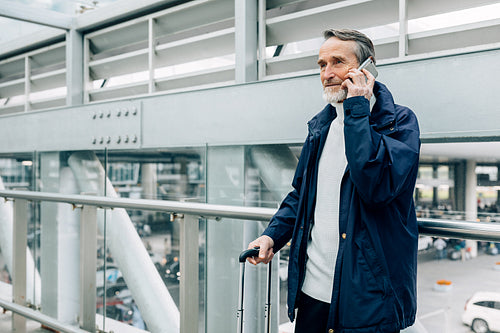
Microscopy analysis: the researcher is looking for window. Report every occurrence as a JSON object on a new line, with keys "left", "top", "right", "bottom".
{"left": 474, "top": 301, "right": 495, "bottom": 309}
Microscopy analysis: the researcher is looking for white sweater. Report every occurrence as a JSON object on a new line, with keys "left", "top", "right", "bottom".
{"left": 301, "top": 102, "right": 347, "bottom": 303}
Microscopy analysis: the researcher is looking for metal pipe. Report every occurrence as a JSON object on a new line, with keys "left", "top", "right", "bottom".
{"left": 0, "top": 298, "right": 88, "bottom": 333}
{"left": 0, "top": 189, "right": 276, "bottom": 221}
{"left": 418, "top": 218, "right": 500, "bottom": 242}
{"left": 1, "top": 190, "right": 500, "bottom": 242}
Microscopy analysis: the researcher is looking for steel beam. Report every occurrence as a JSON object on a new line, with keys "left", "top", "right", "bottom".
{"left": 24, "top": 56, "right": 31, "bottom": 112}
{"left": 235, "top": 0, "right": 258, "bottom": 83}
{"left": 258, "top": 0, "right": 267, "bottom": 80}
{"left": 398, "top": 0, "right": 408, "bottom": 57}
{"left": 66, "top": 29, "right": 84, "bottom": 106}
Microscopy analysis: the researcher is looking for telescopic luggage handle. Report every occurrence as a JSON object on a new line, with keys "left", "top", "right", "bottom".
{"left": 239, "top": 247, "right": 261, "bottom": 263}
{"left": 237, "top": 247, "right": 272, "bottom": 333}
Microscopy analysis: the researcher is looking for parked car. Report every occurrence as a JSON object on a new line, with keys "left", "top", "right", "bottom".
{"left": 462, "top": 291, "right": 500, "bottom": 333}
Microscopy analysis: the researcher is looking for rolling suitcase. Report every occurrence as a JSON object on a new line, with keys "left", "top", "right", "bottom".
{"left": 237, "top": 247, "right": 272, "bottom": 333}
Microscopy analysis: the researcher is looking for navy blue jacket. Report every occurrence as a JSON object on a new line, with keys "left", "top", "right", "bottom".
{"left": 262, "top": 82, "right": 420, "bottom": 332}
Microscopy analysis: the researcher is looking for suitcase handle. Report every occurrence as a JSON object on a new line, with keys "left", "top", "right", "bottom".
{"left": 237, "top": 246, "right": 272, "bottom": 333}
{"left": 239, "top": 247, "right": 260, "bottom": 262}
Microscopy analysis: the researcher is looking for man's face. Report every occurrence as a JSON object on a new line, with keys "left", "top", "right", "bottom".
{"left": 318, "top": 37, "right": 360, "bottom": 103}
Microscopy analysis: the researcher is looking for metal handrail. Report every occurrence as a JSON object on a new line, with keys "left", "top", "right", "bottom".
{"left": 0, "top": 299, "right": 88, "bottom": 333}
{"left": 0, "top": 190, "right": 276, "bottom": 221}
{"left": 418, "top": 218, "right": 500, "bottom": 242}
{"left": 1, "top": 190, "right": 500, "bottom": 333}
{"left": 1, "top": 190, "right": 500, "bottom": 242}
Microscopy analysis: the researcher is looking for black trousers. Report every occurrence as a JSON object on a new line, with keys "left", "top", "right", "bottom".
{"left": 294, "top": 292, "right": 329, "bottom": 333}
{"left": 294, "top": 291, "right": 400, "bottom": 333}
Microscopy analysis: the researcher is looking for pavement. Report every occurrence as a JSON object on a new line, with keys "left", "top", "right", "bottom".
{"left": 415, "top": 248, "right": 500, "bottom": 332}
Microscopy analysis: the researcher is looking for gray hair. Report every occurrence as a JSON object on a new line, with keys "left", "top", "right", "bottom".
{"left": 323, "top": 29, "right": 376, "bottom": 65}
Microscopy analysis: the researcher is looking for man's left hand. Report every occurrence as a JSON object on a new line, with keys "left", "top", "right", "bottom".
{"left": 341, "top": 68, "right": 375, "bottom": 101}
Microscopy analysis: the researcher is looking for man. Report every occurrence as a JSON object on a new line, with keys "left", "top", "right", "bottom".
{"left": 247, "top": 29, "right": 420, "bottom": 333}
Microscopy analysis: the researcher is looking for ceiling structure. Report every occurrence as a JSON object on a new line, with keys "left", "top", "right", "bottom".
{"left": 0, "top": 0, "right": 499, "bottom": 163}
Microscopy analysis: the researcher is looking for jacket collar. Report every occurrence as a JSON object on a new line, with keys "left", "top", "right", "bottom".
{"left": 308, "top": 81, "right": 396, "bottom": 134}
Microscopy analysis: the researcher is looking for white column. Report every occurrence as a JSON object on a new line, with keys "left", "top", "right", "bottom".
{"left": 12, "top": 199, "right": 28, "bottom": 332}
{"left": 24, "top": 56, "right": 31, "bottom": 112}
{"left": 66, "top": 29, "right": 84, "bottom": 106}
{"left": 148, "top": 18, "right": 156, "bottom": 94}
{"left": 398, "top": 0, "right": 408, "bottom": 57}
{"left": 57, "top": 167, "right": 81, "bottom": 324}
{"left": 141, "top": 164, "right": 157, "bottom": 200}
{"left": 235, "top": 0, "right": 258, "bottom": 83}
{"left": 40, "top": 152, "right": 61, "bottom": 319}
{"left": 258, "top": 0, "right": 267, "bottom": 80}
{"left": 465, "top": 160, "right": 478, "bottom": 257}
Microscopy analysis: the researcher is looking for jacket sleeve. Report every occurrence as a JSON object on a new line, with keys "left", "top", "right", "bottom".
{"left": 262, "top": 139, "right": 308, "bottom": 252}
{"left": 343, "top": 96, "right": 420, "bottom": 205}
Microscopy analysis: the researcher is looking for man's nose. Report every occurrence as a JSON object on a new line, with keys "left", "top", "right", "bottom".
{"left": 323, "top": 64, "right": 336, "bottom": 80}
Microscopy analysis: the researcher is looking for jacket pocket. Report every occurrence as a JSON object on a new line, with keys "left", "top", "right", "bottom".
{"left": 337, "top": 235, "right": 392, "bottom": 328}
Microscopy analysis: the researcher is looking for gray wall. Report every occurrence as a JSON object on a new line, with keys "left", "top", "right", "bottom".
{"left": 0, "top": 48, "right": 499, "bottom": 155}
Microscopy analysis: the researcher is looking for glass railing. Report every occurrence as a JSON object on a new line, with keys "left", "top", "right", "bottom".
{"left": 0, "top": 190, "right": 499, "bottom": 333}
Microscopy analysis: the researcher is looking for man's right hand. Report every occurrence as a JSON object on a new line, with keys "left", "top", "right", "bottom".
{"left": 247, "top": 235, "right": 274, "bottom": 265}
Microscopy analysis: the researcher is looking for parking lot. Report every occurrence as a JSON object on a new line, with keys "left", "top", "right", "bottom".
{"left": 412, "top": 249, "right": 500, "bottom": 332}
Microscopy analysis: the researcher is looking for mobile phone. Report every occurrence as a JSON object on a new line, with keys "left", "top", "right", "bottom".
{"left": 358, "top": 58, "right": 378, "bottom": 79}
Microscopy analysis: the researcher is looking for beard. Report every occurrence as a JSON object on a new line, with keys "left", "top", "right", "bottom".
{"left": 322, "top": 86, "right": 348, "bottom": 104}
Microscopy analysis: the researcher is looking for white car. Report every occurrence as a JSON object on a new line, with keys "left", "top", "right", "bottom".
{"left": 462, "top": 291, "right": 500, "bottom": 333}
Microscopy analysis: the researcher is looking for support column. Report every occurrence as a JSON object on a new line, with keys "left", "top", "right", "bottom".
{"left": 79, "top": 205, "right": 97, "bottom": 332}
{"left": 57, "top": 168, "right": 81, "bottom": 324}
{"left": 40, "top": 153, "right": 60, "bottom": 319}
{"left": 180, "top": 214, "right": 199, "bottom": 333}
{"left": 497, "top": 165, "right": 500, "bottom": 208}
{"left": 257, "top": 0, "right": 267, "bottom": 80}
{"left": 141, "top": 164, "right": 157, "bottom": 200}
{"left": 13, "top": 199, "right": 28, "bottom": 333}
{"left": 465, "top": 160, "right": 478, "bottom": 257}
{"left": 24, "top": 56, "right": 31, "bottom": 112}
{"left": 148, "top": 18, "right": 157, "bottom": 94}
{"left": 235, "top": 0, "right": 258, "bottom": 83}
{"left": 432, "top": 164, "right": 438, "bottom": 208}
{"left": 66, "top": 29, "right": 84, "bottom": 106}
{"left": 454, "top": 161, "right": 466, "bottom": 213}
{"left": 398, "top": 0, "right": 408, "bottom": 57}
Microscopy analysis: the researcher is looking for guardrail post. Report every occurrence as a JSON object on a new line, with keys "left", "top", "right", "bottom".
{"left": 180, "top": 214, "right": 199, "bottom": 333}
{"left": 13, "top": 198, "right": 28, "bottom": 333}
{"left": 79, "top": 205, "right": 97, "bottom": 332}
